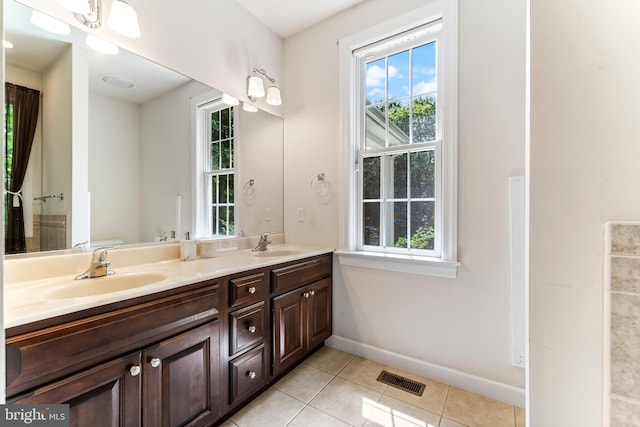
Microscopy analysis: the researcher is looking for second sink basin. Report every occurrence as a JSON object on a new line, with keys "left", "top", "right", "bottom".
{"left": 45, "top": 272, "right": 167, "bottom": 299}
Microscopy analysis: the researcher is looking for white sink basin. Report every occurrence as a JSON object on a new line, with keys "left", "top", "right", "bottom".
{"left": 252, "top": 249, "right": 301, "bottom": 258}
{"left": 44, "top": 272, "right": 167, "bottom": 299}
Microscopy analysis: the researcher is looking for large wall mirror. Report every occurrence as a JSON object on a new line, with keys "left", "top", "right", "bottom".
{"left": 4, "top": 0, "right": 284, "bottom": 256}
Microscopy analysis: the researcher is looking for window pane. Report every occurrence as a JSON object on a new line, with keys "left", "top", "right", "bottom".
{"left": 218, "top": 206, "right": 228, "bottom": 234}
{"left": 221, "top": 108, "right": 230, "bottom": 140}
{"left": 229, "top": 176, "right": 235, "bottom": 203}
{"left": 219, "top": 175, "right": 228, "bottom": 203}
{"left": 412, "top": 95, "right": 436, "bottom": 142}
{"left": 410, "top": 150, "right": 435, "bottom": 198}
{"left": 366, "top": 58, "right": 386, "bottom": 105}
{"left": 211, "top": 142, "right": 220, "bottom": 170}
{"left": 388, "top": 49, "right": 410, "bottom": 100}
{"left": 412, "top": 42, "right": 436, "bottom": 96}
{"left": 409, "top": 201, "right": 435, "bottom": 250}
{"left": 392, "top": 201, "right": 408, "bottom": 248}
{"left": 221, "top": 140, "right": 231, "bottom": 169}
{"left": 228, "top": 206, "right": 235, "bottom": 234}
{"left": 229, "top": 108, "right": 234, "bottom": 137}
{"left": 363, "top": 202, "right": 380, "bottom": 246}
{"left": 383, "top": 153, "right": 407, "bottom": 199}
{"left": 365, "top": 105, "right": 386, "bottom": 150}
{"left": 211, "top": 111, "right": 220, "bottom": 142}
{"left": 211, "top": 176, "right": 218, "bottom": 203}
{"left": 211, "top": 206, "right": 218, "bottom": 234}
{"left": 363, "top": 157, "right": 381, "bottom": 199}
{"left": 388, "top": 100, "right": 410, "bottom": 145}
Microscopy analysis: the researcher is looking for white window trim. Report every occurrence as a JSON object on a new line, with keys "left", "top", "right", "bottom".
{"left": 337, "top": 0, "right": 459, "bottom": 278}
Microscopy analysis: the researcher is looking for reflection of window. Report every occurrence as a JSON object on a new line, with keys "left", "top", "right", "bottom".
{"left": 197, "top": 100, "right": 235, "bottom": 237}
{"left": 4, "top": 102, "right": 14, "bottom": 226}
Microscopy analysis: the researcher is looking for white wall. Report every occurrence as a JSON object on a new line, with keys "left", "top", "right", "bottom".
{"left": 89, "top": 92, "right": 141, "bottom": 244}
{"left": 529, "top": 0, "right": 640, "bottom": 424}
{"left": 283, "top": 0, "right": 526, "bottom": 404}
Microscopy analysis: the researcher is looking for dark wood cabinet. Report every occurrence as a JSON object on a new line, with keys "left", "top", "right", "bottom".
{"left": 143, "top": 321, "right": 220, "bottom": 427}
{"left": 12, "top": 352, "right": 142, "bottom": 427}
{"left": 272, "top": 270, "right": 332, "bottom": 377}
{"left": 6, "top": 252, "right": 333, "bottom": 426}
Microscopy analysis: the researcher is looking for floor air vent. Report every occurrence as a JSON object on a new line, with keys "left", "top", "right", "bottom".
{"left": 376, "top": 371, "right": 426, "bottom": 396}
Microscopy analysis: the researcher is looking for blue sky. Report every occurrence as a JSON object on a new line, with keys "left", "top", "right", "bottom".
{"left": 366, "top": 41, "right": 436, "bottom": 104}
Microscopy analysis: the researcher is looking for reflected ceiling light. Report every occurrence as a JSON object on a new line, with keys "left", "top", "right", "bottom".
{"left": 99, "top": 73, "right": 134, "bottom": 88}
{"left": 86, "top": 34, "right": 119, "bottom": 54}
{"left": 242, "top": 102, "right": 258, "bottom": 113}
{"left": 31, "top": 10, "right": 71, "bottom": 35}
{"left": 222, "top": 93, "right": 239, "bottom": 106}
{"left": 247, "top": 68, "right": 282, "bottom": 105}
{"left": 56, "top": 0, "right": 141, "bottom": 38}
{"left": 3, "top": 40, "right": 14, "bottom": 49}
{"left": 55, "top": 0, "right": 90, "bottom": 15}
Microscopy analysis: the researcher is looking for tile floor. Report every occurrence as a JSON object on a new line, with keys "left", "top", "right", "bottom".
{"left": 222, "top": 347, "right": 526, "bottom": 427}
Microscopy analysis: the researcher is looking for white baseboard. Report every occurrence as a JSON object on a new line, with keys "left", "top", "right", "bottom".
{"left": 325, "top": 335, "right": 525, "bottom": 407}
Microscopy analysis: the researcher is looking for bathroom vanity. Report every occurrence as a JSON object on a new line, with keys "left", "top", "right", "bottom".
{"left": 4, "top": 243, "right": 333, "bottom": 426}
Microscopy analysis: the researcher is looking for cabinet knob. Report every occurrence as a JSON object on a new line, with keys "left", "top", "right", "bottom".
{"left": 247, "top": 371, "right": 257, "bottom": 380}
{"left": 248, "top": 325, "right": 257, "bottom": 334}
{"left": 248, "top": 286, "right": 256, "bottom": 294}
{"left": 129, "top": 365, "right": 141, "bottom": 377}
{"left": 310, "top": 290, "right": 316, "bottom": 296}
{"left": 150, "top": 357, "right": 161, "bottom": 368}
{"left": 303, "top": 292, "right": 310, "bottom": 298}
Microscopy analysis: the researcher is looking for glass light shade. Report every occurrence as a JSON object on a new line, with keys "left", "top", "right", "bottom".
{"left": 3, "top": 40, "right": 14, "bottom": 49}
{"left": 242, "top": 102, "right": 258, "bottom": 113}
{"left": 86, "top": 34, "right": 119, "bottom": 54}
{"left": 31, "top": 11, "right": 71, "bottom": 35}
{"left": 107, "top": 0, "right": 141, "bottom": 38}
{"left": 266, "top": 86, "right": 282, "bottom": 106}
{"left": 222, "top": 93, "right": 239, "bottom": 106}
{"left": 247, "top": 76, "right": 265, "bottom": 98}
{"left": 55, "top": 0, "right": 90, "bottom": 14}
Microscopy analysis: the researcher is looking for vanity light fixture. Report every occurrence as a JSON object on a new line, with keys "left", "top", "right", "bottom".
{"left": 31, "top": 10, "right": 71, "bottom": 35}
{"left": 86, "top": 34, "right": 119, "bottom": 54}
{"left": 242, "top": 102, "right": 258, "bottom": 113}
{"left": 222, "top": 93, "right": 239, "bottom": 106}
{"left": 247, "top": 68, "right": 282, "bottom": 106}
{"left": 56, "top": 0, "right": 141, "bottom": 38}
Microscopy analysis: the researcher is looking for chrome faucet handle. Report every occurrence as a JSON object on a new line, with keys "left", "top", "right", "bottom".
{"left": 92, "top": 246, "right": 112, "bottom": 262}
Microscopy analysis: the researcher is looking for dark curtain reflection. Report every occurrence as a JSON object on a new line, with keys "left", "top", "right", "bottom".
{"left": 5, "top": 82, "right": 40, "bottom": 253}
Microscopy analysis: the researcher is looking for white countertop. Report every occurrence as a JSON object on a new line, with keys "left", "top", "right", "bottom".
{"left": 4, "top": 243, "right": 333, "bottom": 329}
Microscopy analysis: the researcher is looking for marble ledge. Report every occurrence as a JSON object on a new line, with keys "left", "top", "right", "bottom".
{"left": 4, "top": 240, "right": 334, "bottom": 329}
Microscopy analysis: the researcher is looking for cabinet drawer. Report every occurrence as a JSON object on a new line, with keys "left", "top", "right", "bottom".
{"left": 229, "top": 273, "right": 266, "bottom": 308}
{"left": 6, "top": 284, "right": 219, "bottom": 397}
{"left": 229, "top": 344, "right": 266, "bottom": 404}
{"left": 229, "top": 302, "right": 265, "bottom": 356}
{"left": 271, "top": 255, "right": 331, "bottom": 294}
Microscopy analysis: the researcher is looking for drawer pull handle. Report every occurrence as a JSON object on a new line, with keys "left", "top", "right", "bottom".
{"left": 248, "top": 286, "right": 256, "bottom": 294}
{"left": 150, "top": 358, "right": 161, "bottom": 368}
{"left": 129, "top": 365, "right": 141, "bottom": 377}
{"left": 247, "top": 371, "right": 257, "bottom": 380}
{"left": 310, "top": 290, "right": 316, "bottom": 296}
{"left": 303, "top": 292, "right": 310, "bottom": 298}
{"left": 248, "top": 325, "right": 257, "bottom": 334}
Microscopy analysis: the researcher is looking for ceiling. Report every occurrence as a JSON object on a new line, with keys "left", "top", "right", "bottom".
{"left": 234, "top": 0, "right": 368, "bottom": 38}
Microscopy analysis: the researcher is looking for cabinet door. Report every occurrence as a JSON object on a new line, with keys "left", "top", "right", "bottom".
{"left": 272, "top": 288, "right": 306, "bottom": 376}
{"left": 11, "top": 352, "right": 141, "bottom": 427}
{"left": 143, "top": 321, "right": 220, "bottom": 427}
{"left": 307, "top": 278, "right": 333, "bottom": 350}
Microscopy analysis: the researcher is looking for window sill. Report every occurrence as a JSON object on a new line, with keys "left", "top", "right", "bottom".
{"left": 335, "top": 251, "right": 459, "bottom": 279}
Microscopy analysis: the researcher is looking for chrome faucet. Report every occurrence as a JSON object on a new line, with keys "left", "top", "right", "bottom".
{"left": 75, "top": 247, "right": 115, "bottom": 280}
{"left": 252, "top": 233, "right": 272, "bottom": 252}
